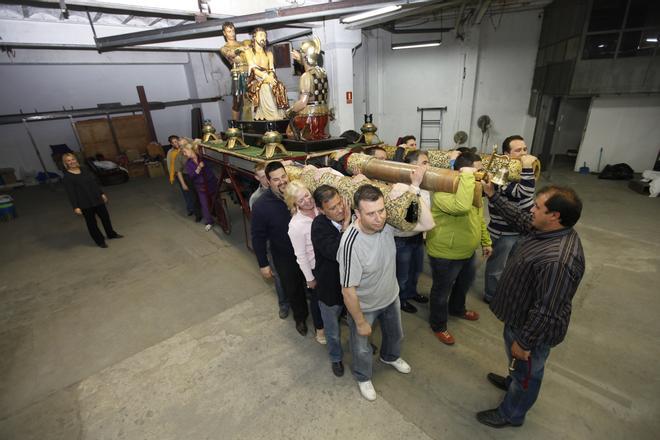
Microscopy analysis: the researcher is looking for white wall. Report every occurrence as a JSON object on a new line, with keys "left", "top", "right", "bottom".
{"left": 575, "top": 96, "right": 660, "bottom": 173}
{"left": 0, "top": 48, "right": 230, "bottom": 178}
{"left": 353, "top": 10, "right": 543, "bottom": 150}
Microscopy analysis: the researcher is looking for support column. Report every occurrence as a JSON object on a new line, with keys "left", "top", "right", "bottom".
{"left": 319, "top": 20, "right": 362, "bottom": 136}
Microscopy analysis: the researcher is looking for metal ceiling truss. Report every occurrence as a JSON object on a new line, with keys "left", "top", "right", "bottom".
{"left": 0, "top": 0, "right": 214, "bottom": 21}
{"left": 92, "top": 0, "right": 396, "bottom": 52}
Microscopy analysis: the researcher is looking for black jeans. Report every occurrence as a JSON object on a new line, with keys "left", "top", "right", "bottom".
{"left": 272, "top": 253, "right": 309, "bottom": 324}
{"left": 81, "top": 204, "right": 117, "bottom": 245}
{"left": 428, "top": 253, "right": 477, "bottom": 332}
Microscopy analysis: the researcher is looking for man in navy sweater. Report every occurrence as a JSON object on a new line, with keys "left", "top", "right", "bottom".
{"left": 251, "top": 161, "right": 309, "bottom": 336}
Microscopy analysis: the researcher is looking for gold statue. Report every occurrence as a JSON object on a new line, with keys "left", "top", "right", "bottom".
{"left": 259, "top": 125, "right": 289, "bottom": 159}
{"left": 244, "top": 27, "right": 289, "bottom": 121}
{"left": 356, "top": 114, "right": 382, "bottom": 145}
{"left": 201, "top": 120, "right": 219, "bottom": 142}
{"left": 220, "top": 22, "right": 251, "bottom": 121}
{"left": 224, "top": 125, "right": 248, "bottom": 150}
{"left": 286, "top": 36, "right": 330, "bottom": 140}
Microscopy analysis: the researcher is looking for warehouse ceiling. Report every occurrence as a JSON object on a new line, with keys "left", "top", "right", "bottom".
{"left": 0, "top": 0, "right": 553, "bottom": 51}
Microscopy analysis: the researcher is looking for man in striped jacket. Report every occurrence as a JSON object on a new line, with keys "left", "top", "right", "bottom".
{"left": 483, "top": 135, "right": 538, "bottom": 303}
{"left": 477, "top": 182, "right": 585, "bottom": 428}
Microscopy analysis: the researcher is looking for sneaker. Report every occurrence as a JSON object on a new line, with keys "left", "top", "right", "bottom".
{"left": 315, "top": 329, "right": 327, "bottom": 345}
{"left": 358, "top": 380, "right": 377, "bottom": 401}
{"left": 278, "top": 306, "right": 289, "bottom": 320}
{"left": 205, "top": 224, "right": 213, "bottom": 231}
{"left": 380, "top": 357, "right": 411, "bottom": 374}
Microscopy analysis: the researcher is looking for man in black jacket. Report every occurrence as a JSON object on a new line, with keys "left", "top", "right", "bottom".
{"left": 251, "top": 161, "right": 309, "bottom": 336}
{"left": 311, "top": 185, "right": 351, "bottom": 377}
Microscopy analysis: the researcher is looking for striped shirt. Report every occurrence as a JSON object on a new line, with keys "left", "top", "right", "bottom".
{"left": 487, "top": 167, "right": 536, "bottom": 238}
{"left": 489, "top": 192, "right": 585, "bottom": 350}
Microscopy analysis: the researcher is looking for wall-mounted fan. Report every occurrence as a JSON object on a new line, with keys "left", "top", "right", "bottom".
{"left": 453, "top": 130, "right": 468, "bottom": 148}
{"left": 477, "top": 115, "right": 491, "bottom": 152}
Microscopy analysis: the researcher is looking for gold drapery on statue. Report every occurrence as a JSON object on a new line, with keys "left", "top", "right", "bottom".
{"left": 285, "top": 165, "right": 421, "bottom": 231}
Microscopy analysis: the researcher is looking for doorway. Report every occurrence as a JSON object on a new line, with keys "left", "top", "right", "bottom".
{"left": 532, "top": 95, "right": 592, "bottom": 173}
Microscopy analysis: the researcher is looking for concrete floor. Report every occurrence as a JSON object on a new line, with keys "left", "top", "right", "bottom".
{"left": 0, "top": 167, "right": 658, "bottom": 439}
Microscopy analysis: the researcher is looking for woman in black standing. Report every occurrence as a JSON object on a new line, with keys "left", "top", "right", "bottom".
{"left": 62, "top": 153, "right": 122, "bottom": 248}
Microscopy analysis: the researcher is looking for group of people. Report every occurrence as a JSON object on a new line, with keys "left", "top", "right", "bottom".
{"left": 247, "top": 134, "right": 586, "bottom": 429}
{"left": 62, "top": 131, "right": 586, "bottom": 429}
{"left": 166, "top": 135, "right": 219, "bottom": 231}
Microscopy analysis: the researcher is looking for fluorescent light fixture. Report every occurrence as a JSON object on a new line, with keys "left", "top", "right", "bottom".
{"left": 645, "top": 37, "right": 658, "bottom": 43}
{"left": 392, "top": 40, "right": 442, "bottom": 50}
{"left": 597, "top": 44, "right": 605, "bottom": 48}
{"left": 341, "top": 4, "right": 402, "bottom": 24}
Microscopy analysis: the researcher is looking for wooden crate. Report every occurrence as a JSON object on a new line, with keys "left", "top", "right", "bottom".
{"left": 146, "top": 161, "right": 165, "bottom": 178}
{"left": 75, "top": 115, "right": 151, "bottom": 161}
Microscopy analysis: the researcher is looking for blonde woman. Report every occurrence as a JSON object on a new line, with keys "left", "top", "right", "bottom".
{"left": 62, "top": 153, "right": 122, "bottom": 248}
{"left": 285, "top": 180, "right": 326, "bottom": 344}
{"left": 180, "top": 139, "right": 218, "bottom": 231}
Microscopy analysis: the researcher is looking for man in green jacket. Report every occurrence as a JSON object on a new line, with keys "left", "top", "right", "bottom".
{"left": 426, "top": 151, "right": 492, "bottom": 345}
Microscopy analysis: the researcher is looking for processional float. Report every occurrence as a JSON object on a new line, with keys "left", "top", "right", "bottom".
{"left": 208, "top": 29, "right": 541, "bottom": 230}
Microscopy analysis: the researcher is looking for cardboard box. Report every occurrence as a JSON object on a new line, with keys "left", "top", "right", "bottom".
{"left": 127, "top": 162, "right": 146, "bottom": 178}
{"left": 146, "top": 161, "right": 165, "bottom": 178}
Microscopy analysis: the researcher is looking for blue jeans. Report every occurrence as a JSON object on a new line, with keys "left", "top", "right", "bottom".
{"left": 484, "top": 235, "right": 520, "bottom": 302}
{"left": 428, "top": 253, "right": 477, "bottom": 332}
{"left": 267, "top": 251, "right": 289, "bottom": 309}
{"left": 318, "top": 302, "right": 344, "bottom": 362}
{"left": 348, "top": 297, "right": 403, "bottom": 382}
{"left": 499, "top": 325, "right": 551, "bottom": 425}
{"left": 395, "top": 235, "right": 425, "bottom": 301}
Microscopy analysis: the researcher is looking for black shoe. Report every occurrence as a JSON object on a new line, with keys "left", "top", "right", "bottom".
{"left": 371, "top": 343, "right": 378, "bottom": 355}
{"left": 411, "top": 294, "right": 429, "bottom": 304}
{"left": 187, "top": 211, "right": 194, "bottom": 216}
{"left": 331, "top": 361, "right": 344, "bottom": 377}
{"left": 195, "top": 216, "right": 202, "bottom": 223}
{"left": 483, "top": 296, "right": 492, "bottom": 304}
{"left": 278, "top": 306, "right": 289, "bottom": 320}
{"left": 400, "top": 300, "right": 418, "bottom": 314}
{"left": 108, "top": 234, "right": 123, "bottom": 239}
{"left": 98, "top": 243, "right": 108, "bottom": 248}
{"left": 295, "top": 321, "right": 308, "bottom": 336}
{"left": 487, "top": 373, "right": 508, "bottom": 391}
{"left": 476, "top": 409, "right": 521, "bottom": 428}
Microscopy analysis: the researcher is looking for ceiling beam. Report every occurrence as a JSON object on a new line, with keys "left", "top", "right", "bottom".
{"left": 122, "top": 15, "right": 134, "bottom": 25}
{"left": 0, "top": 0, "right": 219, "bottom": 21}
{"left": 473, "top": 0, "right": 492, "bottom": 25}
{"left": 94, "top": 0, "right": 394, "bottom": 52}
{"left": 92, "top": 12, "right": 102, "bottom": 23}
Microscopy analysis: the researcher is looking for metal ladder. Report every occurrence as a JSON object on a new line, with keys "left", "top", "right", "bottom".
{"left": 417, "top": 106, "right": 447, "bottom": 149}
